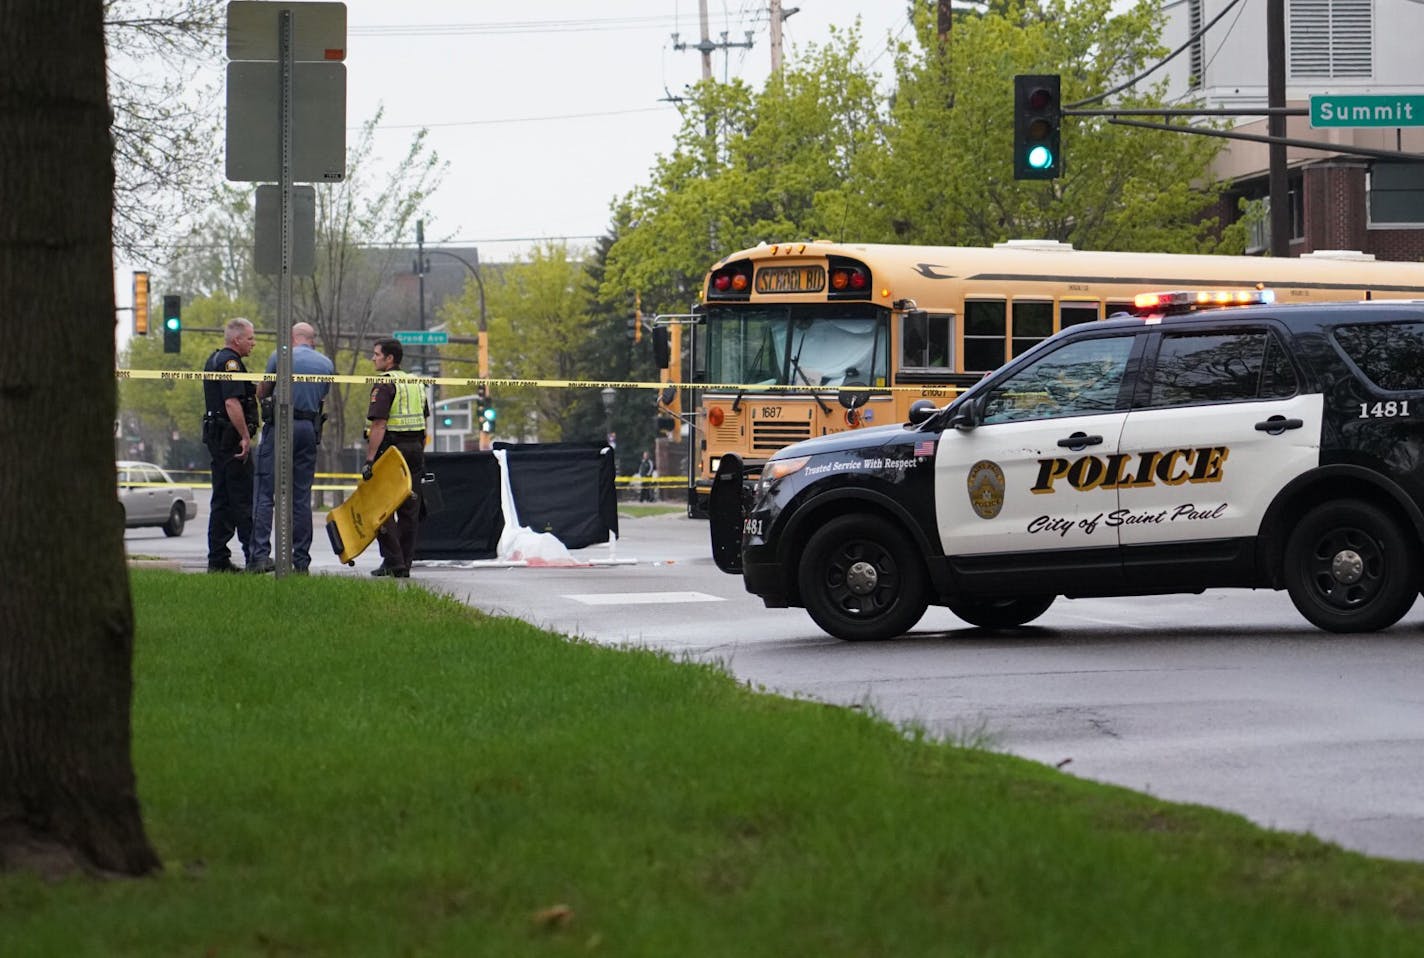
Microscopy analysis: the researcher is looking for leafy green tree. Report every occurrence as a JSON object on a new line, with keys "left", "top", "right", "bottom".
{"left": 846, "top": 0, "right": 1245, "bottom": 252}
{"left": 604, "top": 28, "right": 885, "bottom": 306}
{"left": 442, "top": 242, "right": 601, "bottom": 445}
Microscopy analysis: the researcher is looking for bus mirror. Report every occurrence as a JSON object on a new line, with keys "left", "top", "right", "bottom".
{"left": 837, "top": 382, "right": 868, "bottom": 410}
{"left": 652, "top": 327, "right": 671, "bottom": 369}
{"left": 658, "top": 384, "right": 677, "bottom": 407}
{"left": 907, "top": 399, "right": 937, "bottom": 425}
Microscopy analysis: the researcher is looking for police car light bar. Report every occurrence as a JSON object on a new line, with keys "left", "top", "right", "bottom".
{"left": 1131, "top": 288, "right": 1275, "bottom": 314}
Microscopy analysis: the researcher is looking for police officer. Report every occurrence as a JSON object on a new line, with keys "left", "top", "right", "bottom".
{"left": 202, "top": 317, "right": 259, "bottom": 572}
{"left": 364, "top": 338, "right": 428, "bottom": 577}
{"left": 248, "top": 322, "right": 335, "bottom": 574}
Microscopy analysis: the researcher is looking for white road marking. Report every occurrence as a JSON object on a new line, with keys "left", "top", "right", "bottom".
{"left": 564, "top": 591, "right": 724, "bottom": 606}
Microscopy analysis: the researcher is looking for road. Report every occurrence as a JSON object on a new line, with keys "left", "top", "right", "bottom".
{"left": 128, "top": 510, "right": 1424, "bottom": 863}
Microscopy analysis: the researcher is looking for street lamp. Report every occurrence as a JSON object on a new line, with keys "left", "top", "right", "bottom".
{"left": 420, "top": 246, "right": 489, "bottom": 448}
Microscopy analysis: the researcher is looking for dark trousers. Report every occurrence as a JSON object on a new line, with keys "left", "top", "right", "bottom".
{"left": 376, "top": 438, "right": 425, "bottom": 571}
{"left": 206, "top": 434, "right": 253, "bottom": 567}
{"left": 251, "top": 419, "right": 319, "bottom": 569}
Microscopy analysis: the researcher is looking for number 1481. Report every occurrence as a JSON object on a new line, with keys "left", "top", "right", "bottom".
{"left": 1359, "top": 400, "right": 1411, "bottom": 419}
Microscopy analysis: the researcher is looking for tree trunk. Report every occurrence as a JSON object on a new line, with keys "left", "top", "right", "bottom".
{"left": 0, "top": 1, "right": 160, "bottom": 877}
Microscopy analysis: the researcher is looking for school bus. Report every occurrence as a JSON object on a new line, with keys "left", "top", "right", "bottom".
{"left": 673, "top": 239, "right": 1424, "bottom": 515}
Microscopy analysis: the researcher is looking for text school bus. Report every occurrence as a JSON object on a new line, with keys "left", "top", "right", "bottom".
{"left": 672, "top": 240, "right": 1424, "bottom": 515}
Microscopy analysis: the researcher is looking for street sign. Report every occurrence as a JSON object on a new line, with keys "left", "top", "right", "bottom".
{"left": 393, "top": 330, "right": 449, "bottom": 346}
{"left": 1310, "top": 94, "right": 1424, "bottom": 128}
{"left": 254, "top": 185, "right": 316, "bottom": 275}
{"left": 227, "top": 1, "right": 346, "bottom": 61}
{"left": 225, "top": 61, "right": 346, "bottom": 181}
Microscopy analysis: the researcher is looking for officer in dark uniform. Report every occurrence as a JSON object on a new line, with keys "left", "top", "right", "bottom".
{"left": 202, "top": 317, "right": 259, "bottom": 572}
{"left": 364, "top": 338, "right": 428, "bottom": 577}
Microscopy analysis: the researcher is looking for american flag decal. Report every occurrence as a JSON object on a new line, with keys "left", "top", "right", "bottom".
{"left": 914, "top": 439, "right": 936, "bottom": 457}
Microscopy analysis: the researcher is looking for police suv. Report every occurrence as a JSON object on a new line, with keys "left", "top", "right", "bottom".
{"left": 709, "top": 294, "right": 1424, "bottom": 641}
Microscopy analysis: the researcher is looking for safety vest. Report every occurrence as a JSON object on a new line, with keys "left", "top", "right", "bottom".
{"left": 385, "top": 370, "right": 426, "bottom": 432}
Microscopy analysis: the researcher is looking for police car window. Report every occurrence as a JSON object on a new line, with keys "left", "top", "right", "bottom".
{"left": 980, "top": 335, "right": 1134, "bottom": 424}
{"left": 1334, "top": 322, "right": 1424, "bottom": 391}
{"left": 1146, "top": 330, "right": 1296, "bottom": 407}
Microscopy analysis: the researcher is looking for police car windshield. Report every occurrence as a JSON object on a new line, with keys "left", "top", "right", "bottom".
{"left": 704, "top": 304, "right": 889, "bottom": 388}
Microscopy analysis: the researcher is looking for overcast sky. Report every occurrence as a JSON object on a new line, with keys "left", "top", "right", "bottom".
{"left": 341, "top": 1, "right": 914, "bottom": 257}
{"left": 115, "top": 2, "right": 917, "bottom": 338}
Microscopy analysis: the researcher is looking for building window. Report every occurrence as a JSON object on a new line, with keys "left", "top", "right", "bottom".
{"left": 1368, "top": 163, "right": 1424, "bottom": 227}
{"left": 1289, "top": 0, "right": 1372, "bottom": 78}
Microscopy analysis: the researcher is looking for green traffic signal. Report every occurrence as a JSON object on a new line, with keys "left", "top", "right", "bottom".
{"left": 162, "top": 294, "right": 182, "bottom": 353}
{"left": 1013, "top": 74, "right": 1062, "bottom": 180}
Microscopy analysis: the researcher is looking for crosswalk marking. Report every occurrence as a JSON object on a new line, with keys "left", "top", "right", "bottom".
{"left": 564, "top": 591, "right": 724, "bottom": 606}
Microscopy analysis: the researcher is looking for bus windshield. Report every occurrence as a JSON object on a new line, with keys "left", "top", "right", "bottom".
{"left": 704, "top": 304, "right": 889, "bottom": 389}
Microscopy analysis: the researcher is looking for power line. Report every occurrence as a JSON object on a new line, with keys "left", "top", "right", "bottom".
{"left": 349, "top": 16, "right": 686, "bottom": 38}
{"left": 363, "top": 105, "right": 676, "bottom": 131}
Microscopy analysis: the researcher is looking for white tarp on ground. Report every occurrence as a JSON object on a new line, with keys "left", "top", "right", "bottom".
{"left": 494, "top": 449, "right": 586, "bottom": 565}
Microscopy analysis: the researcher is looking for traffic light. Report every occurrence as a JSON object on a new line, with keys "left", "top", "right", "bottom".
{"left": 132, "top": 271, "right": 149, "bottom": 335}
{"left": 1013, "top": 74, "right": 1061, "bottom": 180}
{"left": 162, "top": 294, "right": 182, "bottom": 353}
{"left": 481, "top": 401, "right": 496, "bottom": 433}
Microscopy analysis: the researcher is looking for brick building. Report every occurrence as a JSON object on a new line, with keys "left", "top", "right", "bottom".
{"left": 1162, "top": 0, "right": 1424, "bottom": 259}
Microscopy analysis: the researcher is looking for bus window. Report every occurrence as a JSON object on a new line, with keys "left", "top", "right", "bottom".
{"left": 1012, "top": 300, "right": 1053, "bottom": 358}
{"left": 704, "top": 304, "right": 888, "bottom": 388}
{"left": 901, "top": 311, "right": 953, "bottom": 369}
{"left": 1107, "top": 300, "right": 1134, "bottom": 317}
{"left": 964, "top": 300, "right": 1007, "bottom": 372}
{"left": 1059, "top": 301, "right": 1099, "bottom": 329}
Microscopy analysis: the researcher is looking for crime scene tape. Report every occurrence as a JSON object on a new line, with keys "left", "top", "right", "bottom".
{"left": 115, "top": 368, "right": 968, "bottom": 394}
{"left": 126, "top": 474, "right": 690, "bottom": 492}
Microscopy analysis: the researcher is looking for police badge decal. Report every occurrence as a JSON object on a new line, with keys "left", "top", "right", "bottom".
{"left": 966, "top": 460, "right": 1006, "bottom": 519}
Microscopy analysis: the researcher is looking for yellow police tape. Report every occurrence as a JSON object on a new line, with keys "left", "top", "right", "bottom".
{"left": 115, "top": 368, "right": 966, "bottom": 394}
{"left": 129, "top": 475, "right": 687, "bottom": 492}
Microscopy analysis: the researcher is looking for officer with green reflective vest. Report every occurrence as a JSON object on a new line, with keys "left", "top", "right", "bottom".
{"left": 363, "top": 338, "right": 429, "bottom": 577}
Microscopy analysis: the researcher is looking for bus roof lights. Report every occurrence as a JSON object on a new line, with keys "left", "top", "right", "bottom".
{"left": 731, "top": 273, "right": 749, "bottom": 292}
{"left": 1131, "top": 288, "right": 1276, "bottom": 314}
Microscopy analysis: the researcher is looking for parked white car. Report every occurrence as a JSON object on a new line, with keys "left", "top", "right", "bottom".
{"left": 118, "top": 460, "right": 197, "bottom": 537}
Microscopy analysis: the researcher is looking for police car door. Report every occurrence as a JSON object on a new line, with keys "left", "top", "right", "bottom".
{"left": 934, "top": 332, "right": 1139, "bottom": 576}
{"left": 1115, "top": 322, "right": 1319, "bottom": 577}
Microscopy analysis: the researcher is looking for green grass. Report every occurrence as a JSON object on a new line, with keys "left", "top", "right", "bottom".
{"left": 5, "top": 571, "right": 1424, "bottom": 956}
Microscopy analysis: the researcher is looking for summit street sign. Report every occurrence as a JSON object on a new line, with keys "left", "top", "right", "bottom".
{"left": 1310, "top": 94, "right": 1424, "bottom": 129}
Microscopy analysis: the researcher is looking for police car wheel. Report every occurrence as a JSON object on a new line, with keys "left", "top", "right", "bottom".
{"left": 945, "top": 595, "right": 1055, "bottom": 630}
{"left": 1284, "top": 500, "right": 1420, "bottom": 633}
{"left": 162, "top": 503, "right": 186, "bottom": 537}
{"left": 797, "top": 515, "right": 928, "bottom": 642}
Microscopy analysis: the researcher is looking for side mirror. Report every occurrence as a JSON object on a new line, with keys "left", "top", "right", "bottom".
{"left": 907, "top": 399, "right": 937, "bottom": 425}
{"left": 948, "top": 397, "right": 981, "bottom": 432}
{"left": 837, "top": 381, "right": 868, "bottom": 410}
{"left": 652, "top": 327, "right": 671, "bottom": 369}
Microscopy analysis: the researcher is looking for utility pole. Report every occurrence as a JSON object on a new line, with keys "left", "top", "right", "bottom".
{"left": 672, "top": 0, "right": 753, "bottom": 81}
{"left": 1266, "top": 0, "right": 1290, "bottom": 257}
{"left": 415, "top": 218, "right": 427, "bottom": 332}
{"left": 769, "top": 0, "right": 800, "bottom": 74}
